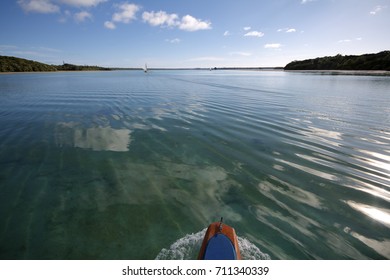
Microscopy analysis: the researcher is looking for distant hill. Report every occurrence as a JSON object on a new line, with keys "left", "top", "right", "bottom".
{"left": 0, "top": 56, "right": 57, "bottom": 72}
{"left": 284, "top": 51, "right": 390, "bottom": 71}
{"left": 0, "top": 56, "right": 111, "bottom": 72}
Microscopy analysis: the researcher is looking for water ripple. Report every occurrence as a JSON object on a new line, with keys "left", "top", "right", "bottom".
{"left": 1, "top": 71, "right": 389, "bottom": 259}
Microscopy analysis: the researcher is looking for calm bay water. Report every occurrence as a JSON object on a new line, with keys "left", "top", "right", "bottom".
{"left": 0, "top": 70, "right": 389, "bottom": 259}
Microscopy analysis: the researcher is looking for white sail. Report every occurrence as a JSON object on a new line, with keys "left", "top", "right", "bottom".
{"left": 143, "top": 63, "right": 148, "bottom": 73}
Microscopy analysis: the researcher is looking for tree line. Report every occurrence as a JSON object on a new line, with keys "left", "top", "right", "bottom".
{"left": 284, "top": 51, "right": 390, "bottom": 71}
{"left": 0, "top": 56, "right": 111, "bottom": 72}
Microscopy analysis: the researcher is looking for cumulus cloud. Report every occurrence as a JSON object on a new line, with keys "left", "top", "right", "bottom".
{"left": 142, "top": 11, "right": 211, "bottom": 31}
{"left": 142, "top": 11, "right": 179, "bottom": 27}
{"left": 301, "top": 0, "right": 315, "bottom": 4}
{"left": 104, "top": 21, "right": 116, "bottom": 29}
{"left": 112, "top": 2, "right": 140, "bottom": 23}
{"left": 179, "top": 15, "right": 211, "bottom": 31}
{"left": 244, "top": 31, "right": 264, "bottom": 37}
{"left": 74, "top": 11, "right": 92, "bottom": 22}
{"left": 223, "top": 30, "right": 230, "bottom": 36}
{"left": 264, "top": 43, "right": 282, "bottom": 49}
{"left": 60, "top": 0, "right": 107, "bottom": 7}
{"left": 243, "top": 26, "right": 251, "bottom": 31}
{"left": 18, "top": 0, "right": 60, "bottom": 14}
{"left": 104, "top": 2, "right": 140, "bottom": 29}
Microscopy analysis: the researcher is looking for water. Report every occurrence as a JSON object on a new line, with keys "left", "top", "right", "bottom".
{"left": 0, "top": 70, "right": 389, "bottom": 259}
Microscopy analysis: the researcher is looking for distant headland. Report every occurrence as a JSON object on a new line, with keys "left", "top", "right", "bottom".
{"left": 0, "top": 56, "right": 113, "bottom": 72}
{"left": 284, "top": 50, "right": 390, "bottom": 71}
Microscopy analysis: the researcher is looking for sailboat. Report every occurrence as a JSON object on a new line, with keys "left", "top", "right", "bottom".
{"left": 143, "top": 63, "right": 148, "bottom": 73}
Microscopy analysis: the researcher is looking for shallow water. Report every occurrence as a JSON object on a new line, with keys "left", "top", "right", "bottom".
{"left": 0, "top": 70, "right": 389, "bottom": 259}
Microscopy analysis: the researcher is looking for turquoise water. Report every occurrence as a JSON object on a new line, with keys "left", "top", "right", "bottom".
{"left": 0, "top": 70, "right": 389, "bottom": 259}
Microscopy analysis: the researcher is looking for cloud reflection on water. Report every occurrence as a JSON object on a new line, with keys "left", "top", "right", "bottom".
{"left": 55, "top": 122, "right": 131, "bottom": 152}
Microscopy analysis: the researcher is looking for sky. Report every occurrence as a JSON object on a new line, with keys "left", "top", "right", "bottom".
{"left": 0, "top": 0, "right": 389, "bottom": 68}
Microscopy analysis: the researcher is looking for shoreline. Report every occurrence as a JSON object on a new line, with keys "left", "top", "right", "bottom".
{"left": 1, "top": 69, "right": 390, "bottom": 76}
{"left": 0, "top": 70, "right": 120, "bottom": 75}
{"left": 284, "top": 69, "right": 390, "bottom": 76}
{"left": 0, "top": 67, "right": 282, "bottom": 74}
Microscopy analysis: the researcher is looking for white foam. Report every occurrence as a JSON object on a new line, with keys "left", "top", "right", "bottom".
{"left": 155, "top": 229, "right": 206, "bottom": 260}
{"left": 238, "top": 236, "right": 271, "bottom": 260}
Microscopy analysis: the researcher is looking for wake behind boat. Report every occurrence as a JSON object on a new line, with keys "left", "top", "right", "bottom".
{"left": 198, "top": 218, "right": 241, "bottom": 260}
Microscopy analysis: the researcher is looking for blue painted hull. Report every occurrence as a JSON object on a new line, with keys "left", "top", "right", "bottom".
{"left": 198, "top": 220, "right": 241, "bottom": 260}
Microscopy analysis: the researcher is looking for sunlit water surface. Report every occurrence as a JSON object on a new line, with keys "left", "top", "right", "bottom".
{"left": 0, "top": 70, "right": 389, "bottom": 259}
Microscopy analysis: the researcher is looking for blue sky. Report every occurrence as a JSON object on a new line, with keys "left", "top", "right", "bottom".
{"left": 1, "top": 0, "right": 389, "bottom": 67}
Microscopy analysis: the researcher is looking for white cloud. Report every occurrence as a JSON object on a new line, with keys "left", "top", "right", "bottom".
{"left": 179, "top": 15, "right": 211, "bottom": 31}
{"left": 229, "top": 51, "right": 252, "bottom": 56}
{"left": 370, "top": 5, "right": 386, "bottom": 15}
{"left": 243, "top": 26, "right": 251, "bottom": 31}
{"left": 244, "top": 31, "right": 264, "bottom": 37}
{"left": 112, "top": 2, "right": 140, "bottom": 23}
{"left": 301, "top": 0, "right": 315, "bottom": 4}
{"left": 338, "top": 38, "right": 362, "bottom": 43}
{"left": 223, "top": 30, "right": 230, "bottom": 36}
{"left": 142, "top": 11, "right": 179, "bottom": 27}
{"left": 278, "top": 27, "right": 296, "bottom": 33}
{"left": 166, "top": 38, "right": 181, "bottom": 44}
{"left": 60, "top": 0, "right": 107, "bottom": 7}
{"left": 74, "top": 11, "right": 92, "bottom": 22}
{"left": 264, "top": 43, "right": 282, "bottom": 49}
{"left": 104, "top": 21, "right": 116, "bottom": 29}
{"left": 18, "top": 0, "right": 107, "bottom": 14}
{"left": 18, "top": 0, "right": 60, "bottom": 14}
{"left": 143, "top": 11, "right": 211, "bottom": 32}
{"left": 338, "top": 39, "right": 351, "bottom": 43}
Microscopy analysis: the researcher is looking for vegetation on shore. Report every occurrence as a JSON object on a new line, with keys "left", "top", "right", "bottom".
{"left": 284, "top": 51, "right": 390, "bottom": 71}
{"left": 0, "top": 56, "right": 57, "bottom": 72}
{"left": 0, "top": 56, "right": 111, "bottom": 72}
{"left": 56, "top": 63, "right": 111, "bottom": 71}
